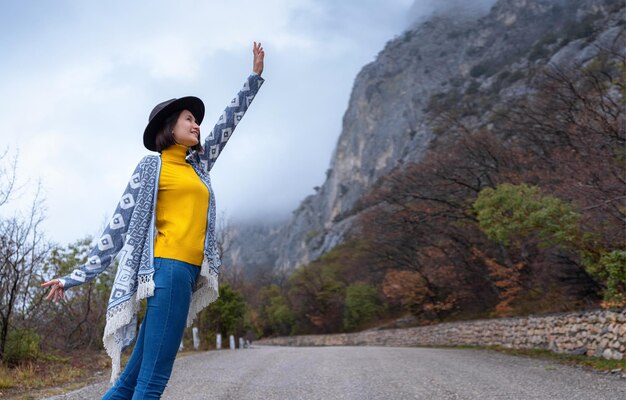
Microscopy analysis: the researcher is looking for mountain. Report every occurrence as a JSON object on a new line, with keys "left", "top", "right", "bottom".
{"left": 224, "top": 0, "right": 625, "bottom": 273}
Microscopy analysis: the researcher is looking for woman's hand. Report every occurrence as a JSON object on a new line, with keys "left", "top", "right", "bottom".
{"left": 41, "top": 278, "right": 65, "bottom": 302}
{"left": 253, "top": 41, "right": 265, "bottom": 76}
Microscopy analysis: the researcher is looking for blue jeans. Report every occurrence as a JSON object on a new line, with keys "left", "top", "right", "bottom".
{"left": 102, "top": 257, "right": 200, "bottom": 400}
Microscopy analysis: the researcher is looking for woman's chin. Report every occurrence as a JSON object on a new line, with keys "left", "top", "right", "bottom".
{"left": 182, "top": 139, "right": 199, "bottom": 147}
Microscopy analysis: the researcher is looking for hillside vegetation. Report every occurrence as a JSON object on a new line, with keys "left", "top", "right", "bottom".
{"left": 227, "top": 3, "right": 625, "bottom": 337}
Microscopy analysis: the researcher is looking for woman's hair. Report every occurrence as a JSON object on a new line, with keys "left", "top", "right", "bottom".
{"left": 154, "top": 110, "right": 203, "bottom": 153}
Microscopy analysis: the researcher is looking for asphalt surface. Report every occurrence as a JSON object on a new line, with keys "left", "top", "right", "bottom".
{"left": 44, "top": 345, "right": 625, "bottom": 400}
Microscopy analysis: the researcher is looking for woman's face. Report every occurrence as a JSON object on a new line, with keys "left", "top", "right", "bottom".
{"left": 172, "top": 109, "right": 200, "bottom": 147}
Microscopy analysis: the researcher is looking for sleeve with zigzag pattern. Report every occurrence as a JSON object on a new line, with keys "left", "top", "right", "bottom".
{"left": 198, "top": 73, "right": 265, "bottom": 172}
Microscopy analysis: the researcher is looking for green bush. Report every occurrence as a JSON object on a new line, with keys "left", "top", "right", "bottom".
{"left": 343, "top": 283, "right": 381, "bottom": 331}
{"left": 3, "top": 329, "right": 40, "bottom": 365}
{"left": 259, "top": 285, "right": 294, "bottom": 336}
{"left": 473, "top": 183, "right": 581, "bottom": 248}
{"left": 473, "top": 183, "right": 625, "bottom": 303}
{"left": 587, "top": 250, "right": 626, "bottom": 304}
{"left": 207, "top": 283, "right": 247, "bottom": 337}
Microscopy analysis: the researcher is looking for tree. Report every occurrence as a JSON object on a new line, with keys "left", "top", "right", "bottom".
{"left": 0, "top": 202, "right": 49, "bottom": 363}
{"left": 0, "top": 150, "right": 50, "bottom": 363}
{"left": 591, "top": 250, "right": 626, "bottom": 305}
{"left": 355, "top": 45, "right": 625, "bottom": 318}
{"left": 354, "top": 138, "right": 506, "bottom": 320}
{"left": 202, "top": 283, "right": 246, "bottom": 338}
{"left": 258, "top": 284, "right": 294, "bottom": 336}
{"left": 343, "top": 283, "right": 381, "bottom": 331}
{"left": 37, "top": 237, "right": 115, "bottom": 351}
{"left": 474, "top": 183, "right": 625, "bottom": 305}
{"left": 474, "top": 184, "right": 582, "bottom": 247}
{"left": 287, "top": 261, "right": 346, "bottom": 334}
{"left": 493, "top": 46, "right": 625, "bottom": 246}
{"left": 382, "top": 270, "right": 434, "bottom": 317}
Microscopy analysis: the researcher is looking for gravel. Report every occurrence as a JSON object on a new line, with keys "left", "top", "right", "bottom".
{"left": 44, "top": 345, "right": 626, "bottom": 400}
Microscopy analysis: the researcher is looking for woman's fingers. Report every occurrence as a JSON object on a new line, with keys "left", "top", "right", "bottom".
{"left": 42, "top": 279, "right": 64, "bottom": 302}
{"left": 252, "top": 41, "right": 265, "bottom": 76}
{"left": 253, "top": 41, "right": 263, "bottom": 55}
{"left": 52, "top": 287, "right": 63, "bottom": 302}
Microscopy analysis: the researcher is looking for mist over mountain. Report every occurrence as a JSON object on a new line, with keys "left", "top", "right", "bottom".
{"left": 407, "top": 0, "right": 498, "bottom": 26}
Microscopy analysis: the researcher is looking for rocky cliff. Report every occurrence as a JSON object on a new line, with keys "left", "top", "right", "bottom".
{"left": 225, "top": 0, "right": 625, "bottom": 273}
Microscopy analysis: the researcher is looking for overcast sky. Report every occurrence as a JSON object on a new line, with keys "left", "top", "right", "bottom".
{"left": 0, "top": 0, "right": 494, "bottom": 246}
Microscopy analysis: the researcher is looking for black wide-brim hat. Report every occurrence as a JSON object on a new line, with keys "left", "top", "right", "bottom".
{"left": 143, "top": 96, "right": 205, "bottom": 151}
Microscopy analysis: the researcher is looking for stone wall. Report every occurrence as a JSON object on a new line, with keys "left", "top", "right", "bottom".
{"left": 256, "top": 309, "right": 626, "bottom": 360}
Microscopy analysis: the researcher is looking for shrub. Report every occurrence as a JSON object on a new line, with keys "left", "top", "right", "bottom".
{"left": 473, "top": 183, "right": 625, "bottom": 304}
{"left": 587, "top": 250, "right": 626, "bottom": 305}
{"left": 3, "top": 329, "right": 40, "bottom": 365}
{"left": 259, "top": 285, "right": 295, "bottom": 336}
{"left": 343, "top": 283, "right": 381, "bottom": 331}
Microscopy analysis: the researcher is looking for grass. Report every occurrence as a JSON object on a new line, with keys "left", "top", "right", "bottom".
{"left": 0, "top": 350, "right": 111, "bottom": 399}
{"left": 0, "top": 348, "right": 205, "bottom": 399}
{"left": 438, "top": 345, "right": 626, "bottom": 374}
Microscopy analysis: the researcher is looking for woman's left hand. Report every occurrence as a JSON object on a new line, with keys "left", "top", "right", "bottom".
{"left": 41, "top": 278, "right": 65, "bottom": 302}
{"left": 253, "top": 41, "right": 265, "bottom": 76}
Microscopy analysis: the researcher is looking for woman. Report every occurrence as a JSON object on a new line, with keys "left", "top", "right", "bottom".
{"left": 41, "top": 41, "right": 265, "bottom": 399}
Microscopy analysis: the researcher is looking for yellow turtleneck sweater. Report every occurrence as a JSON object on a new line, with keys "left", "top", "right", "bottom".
{"left": 154, "top": 143, "right": 209, "bottom": 266}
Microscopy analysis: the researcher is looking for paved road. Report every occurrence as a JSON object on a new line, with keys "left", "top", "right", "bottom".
{"left": 45, "top": 346, "right": 625, "bottom": 400}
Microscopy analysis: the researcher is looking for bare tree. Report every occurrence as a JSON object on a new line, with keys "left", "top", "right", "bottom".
{"left": 0, "top": 183, "right": 49, "bottom": 362}
{"left": 216, "top": 213, "right": 248, "bottom": 290}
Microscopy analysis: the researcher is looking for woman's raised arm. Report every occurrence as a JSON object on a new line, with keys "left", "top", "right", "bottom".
{"left": 198, "top": 41, "right": 266, "bottom": 172}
